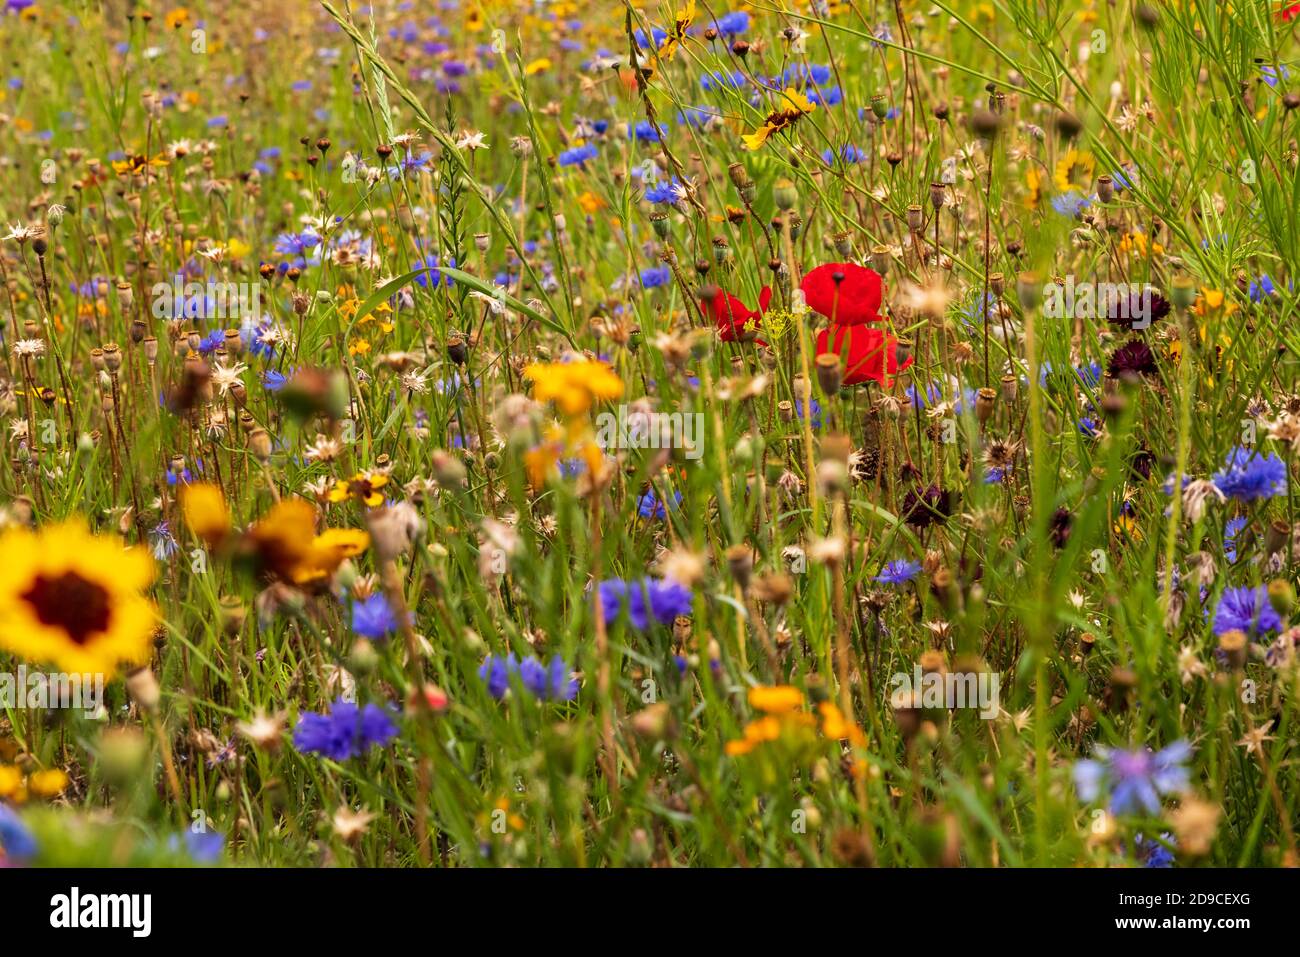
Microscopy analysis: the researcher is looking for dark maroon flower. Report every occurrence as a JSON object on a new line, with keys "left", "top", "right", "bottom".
{"left": 1108, "top": 338, "right": 1158, "bottom": 379}
{"left": 902, "top": 484, "right": 954, "bottom": 528}
{"left": 1104, "top": 289, "right": 1170, "bottom": 329}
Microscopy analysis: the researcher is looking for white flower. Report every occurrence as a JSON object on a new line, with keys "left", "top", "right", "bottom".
{"left": 210, "top": 360, "right": 248, "bottom": 396}
{"left": 13, "top": 338, "right": 45, "bottom": 358}
{"left": 456, "top": 130, "right": 488, "bottom": 152}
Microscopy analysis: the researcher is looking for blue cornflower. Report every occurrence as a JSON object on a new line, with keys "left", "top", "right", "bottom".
{"left": 1073, "top": 740, "right": 1192, "bottom": 816}
{"left": 637, "top": 488, "right": 682, "bottom": 519}
{"left": 197, "top": 328, "right": 224, "bottom": 354}
{"left": 1212, "top": 446, "right": 1286, "bottom": 501}
{"left": 351, "top": 592, "right": 402, "bottom": 639}
{"left": 273, "top": 231, "right": 320, "bottom": 257}
{"left": 701, "top": 70, "right": 745, "bottom": 91}
{"left": 558, "top": 143, "right": 598, "bottom": 167}
{"left": 263, "top": 370, "right": 287, "bottom": 392}
{"left": 638, "top": 266, "right": 671, "bottom": 289}
{"left": 821, "top": 144, "right": 866, "bottom": 165}
{"left": 1223, "top": 517, "right": 1247, "bottom": 563}
{"left": 1134, "top": 832, "right": 1176, "bottom": 868}
{"left": 0, "top": 803, "right": 36, "bottom": 861}
{"left": 292, "top": 699, "right": 399, "bottom": 760}
{"left": 1261, "top": 64, "right": 1290, "bottom": 88}
{"left": 876, "top": 559, "right": 921, "bottom": 585}
{"left": 808, "top": 85, "right": 842, "bottom": 106}
{"left": 479, "top": 654, "right": 518, "bottom": 699}
{"left": 598, "top": 577, "right": 693, "bottom": 631}
{"left": 644, "top": 177, "right": 683, "bottom": 204}
{"left": 1051, "top": 190, "right": 1091, "bottom": 218}
{"left": 712, "top": 10, "right": 750, "bottom": 34}
{"left": 1213, "top": 585, "right": 1283, "bottom": 637}
{"left": 519, "top": 656, "right": 580, "bottom": 701}
{"left": 169, "top": 829, "right": 225, "bottom": 863}
{"left": 1249, "top": 274, "right": 1276, "bottom": 302}
{"left": 630, "top": 120, "right": 660, "bottom": 142}
{"left": 795, "top": 397, "right": 823, "bottom": 430}
{"left": 414, "top": 253, "right": 456, "bottom": 289}
{"left": 150, "top": 522, "right": 179, "bottom": 561}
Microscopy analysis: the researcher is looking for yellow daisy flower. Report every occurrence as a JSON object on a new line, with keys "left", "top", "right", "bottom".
{"left": 328, "top": 471, "right": 390, "bottom": 508}
{"left": 0, "top": 520, "right": 157, "bottom": 678}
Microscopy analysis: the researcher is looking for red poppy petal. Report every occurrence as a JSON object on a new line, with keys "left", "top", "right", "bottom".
{"left": 815, "top": 324, "right": 910, "bottom": 387}
{"left": 801, "top": 263, "right": 884, "bottom": 325}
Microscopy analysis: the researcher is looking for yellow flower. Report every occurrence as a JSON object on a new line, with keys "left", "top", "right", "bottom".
{"left": 1025, "top": 166, "right": 1042, "bottom": 209}
{"left": 748, "top": 684, "right": 803, "bottom": 714}
{"left": 577, "top": 191, "right": 607, "bottom": 214}
{"left": 656, "top": 0, "right": 696, "bottom": 61}
{"left": 742, "top": 88, "right": 815, "bottom": 151}
{"left": 1053, "top": 148, "right": 1095, "bottom": 193}
{"left": 0, "top": 765, "right": 21, "bottom": 798}
{"left": 28, "top": 768, "right": 69, "bottom": 798}
{"left": 246, "top": 499, "right": 370, "bottom": 585}
{"left": 179, "top": 482, "right": 230, "bottom": 547}
{"left": 524, "top": 57, "right": 552, "bottom": 75}
{"left": 328, "top": 471, "right": 389, "bottom": 508}
{"left": 164, "top": 7, "right": 190, "bottom": 29}
{"left": 818, "top": 701, "right": 866, "bottom": 747}
{"left": 525, "top": 359, "right": 623, "bottom": 416}
{"left": 0, "top": 520, "right": 157, "bottom": 678}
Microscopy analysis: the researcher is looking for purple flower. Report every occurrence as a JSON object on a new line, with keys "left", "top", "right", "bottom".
{"left": 1213, "top": 585, "right": 1283, "bottom": 637}
{"left": 598, "top": 577, "right": 692, "bottom": 630}
{"left": 479, "top": 654, "right": 517, "bottom": 699}
{"left": 1212, "top": 446, "right": 1287, "bottom": 501}
{"left": 0, "top": 804, "right": 36, "bottom": 861}
{"left": 1073, "top": 740, "right": 1191, "bottom": 816}
{"left": 351, "top": 593, "right": 402, "bottom": 639}
{"left": 480, "top": 653, "right": 578, "bottom": 701}
{"left": 875, "top": 559, "right": 921, "bottom": 585}
{"left": 520, "top": 656, "right": 579, "bottom": 701}
{"left": 292, "top": 699, "right": 399, "bottom": 760}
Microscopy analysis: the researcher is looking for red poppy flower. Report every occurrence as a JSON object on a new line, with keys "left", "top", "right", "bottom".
{"left": 815, "top": 323, "right": 910, "bottom": 388}
{"left": 704, "top": 285, "right": 771, "bottom": 342}
{"left": 801, "top": 262, "right": 884, "bottom": 325}
{"left": 1281, "top": 2, "right": 1300, "bottom": 21}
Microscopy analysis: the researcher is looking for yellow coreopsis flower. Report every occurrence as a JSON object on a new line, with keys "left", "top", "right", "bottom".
{"left": 245, "top": 499, "right": 370, "bottom": 585}
{"left": 743, "top": 87, "right": 816, "bottom": 151}
{"left": 329, "top": 471, "right": 390, "bottom": 508}
{"left": 0, "top": 520, "right": 157, "bottom": 678}
{"left": 525, "top": 359, "right": 623, "bottom": 416}
{"left": 179, "top": 482, "right": 231, "bottom": 548}
{"left": 656, "top": 0, "right": 696, "bottom": 61}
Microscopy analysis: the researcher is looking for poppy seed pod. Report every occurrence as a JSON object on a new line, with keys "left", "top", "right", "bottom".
{"left": 815, "top": 352, "right": 843, "bottom": 395}
{"left": 870, "top": 94, "right": 889, "bottom": 119}
{"left": 725, "top": 544, "right": 754, "bottom": 589}
{"left": 871, "top": 245, "right": 891, "bottom": 275}
{"left": 975, "top": 387, "right": 997, "bottom": 424}
{"left": 773, "top": 178, "right": 797, "bottom": 211}
{"left": 1096, "top": 174, "right": 1115, "bottom": 203}
{"left": 1016, "top": 271, "right": 1042, "bottom": 309}
{"left": 115, "top": 281, "right": 134, "bottom": 309}
{"left": 248, "top": 427, "right": 272, "bottom": 463}
{"left": 906, "top": 204, "right": 924, "bottom": 231}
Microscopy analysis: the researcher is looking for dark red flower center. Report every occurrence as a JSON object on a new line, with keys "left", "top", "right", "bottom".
{"left": 21, "top": 570, "right": 112, "bottom": 645}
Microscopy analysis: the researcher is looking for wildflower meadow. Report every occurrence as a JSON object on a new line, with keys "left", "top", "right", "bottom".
{"left": 0, "top": 0, "right": 1298, "bottom": 887}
